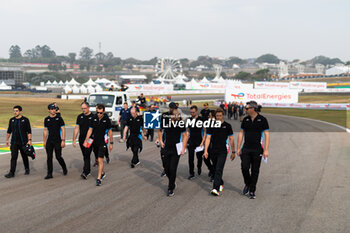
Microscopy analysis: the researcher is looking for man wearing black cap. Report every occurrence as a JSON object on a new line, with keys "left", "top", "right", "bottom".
{"left": 158, "top": 101, "right": 177, "bottom": 177}
{"left": 83, "top": 104, "right": 113, "bottom": 186}
{"left": 73, "top": 102, "right": 94, "bottom": 179}
{"left": 43, "top": 103, "right": 68, "bottom": 179}
{"left": 200, "top": 103, "right": 210, "bottom": 121}
{"left": 5, "top": 105, "right": 32, "bottom": 178}
{"left": 237, "top": 101, "right": 270, "bottom": 199}
{"left": 138, "top": 93, "right": 146, "bottom": 108}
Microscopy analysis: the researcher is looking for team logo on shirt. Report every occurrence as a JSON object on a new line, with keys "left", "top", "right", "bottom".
{"left": 143, "top": 110, "right": 161, "bottom": 129}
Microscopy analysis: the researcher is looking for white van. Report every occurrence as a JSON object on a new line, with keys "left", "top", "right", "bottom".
{"left": 88, "top": 91, "right": 131, "bottom": 129}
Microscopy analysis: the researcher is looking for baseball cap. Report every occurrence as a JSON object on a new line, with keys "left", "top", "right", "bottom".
{"left": 169, "top": 102, "right": 178, "bottom": 109}
{"left": 48, "top": 103, "right": 56, "bottom": 110}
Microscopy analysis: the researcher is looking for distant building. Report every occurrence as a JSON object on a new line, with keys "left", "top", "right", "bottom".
{"left": 0, "top": 67, "right": 25, "bottom": 86}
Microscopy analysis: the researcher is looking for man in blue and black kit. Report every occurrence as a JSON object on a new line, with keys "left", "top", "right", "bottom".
{"left": 5, "top": 105, "right": 32, "bottom": 178}
{"left": 43, "top": 103, "right": 68, "bottom": 179}
{"left": 118, "top": 102, "right": 130, "bottom": 143}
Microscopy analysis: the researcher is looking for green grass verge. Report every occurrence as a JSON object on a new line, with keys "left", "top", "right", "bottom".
{"left": 262, "top": 107, "right": 349, "bottom": 129}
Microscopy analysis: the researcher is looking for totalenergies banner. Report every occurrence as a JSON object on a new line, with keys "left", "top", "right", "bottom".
{"left": 225, "top": 88, "right": 299, "bottom": 104}
{"left": 289, "top": 82, "right": 327, "bottom": 90}
{"left": 127, "top": 84, "right": 173, "bottom": 92}
{"left": 262, "top": 103, "right": 350, "bottom": 110}
{"left": 254, "top": 82, "right": 290, "bottom": 89}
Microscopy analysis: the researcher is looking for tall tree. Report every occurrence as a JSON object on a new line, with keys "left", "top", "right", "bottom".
{"left": 256, "top": 54, "right": 280, "bottom": 64}
{"left": 79, "top": 47, "right": 94, "bottom": 62}
{"left": 68, "top": 53, "right": 76, "bottom": 65}
{"left": 9, "top": 45, "right": 22, "bottom": 58}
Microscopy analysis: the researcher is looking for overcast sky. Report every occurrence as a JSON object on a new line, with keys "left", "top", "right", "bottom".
{"left": 1, "top": 0, "right": 349, "bottom": 61}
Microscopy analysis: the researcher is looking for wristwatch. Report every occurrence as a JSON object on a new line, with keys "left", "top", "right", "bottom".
{"left": 110, "top": 142, "right": 114, "bottom": 145}
{"left": 232, "top": 151, "right": 236, "bottom": 154}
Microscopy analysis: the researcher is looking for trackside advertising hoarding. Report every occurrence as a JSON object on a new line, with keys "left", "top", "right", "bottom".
{"left": 225, "top": 88, "right": 299, "bottom": 104}
{"left": 289, "top": 82, "right": 327, "bottom": 90}
{"left": 254, "top": 82, "right": 290, "bottom": 89}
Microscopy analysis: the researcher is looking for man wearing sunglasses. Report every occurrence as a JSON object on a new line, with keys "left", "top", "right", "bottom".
{"left": 5, "top": 105, "right": 32, "bottom": 178}
{"left": 84, "top": 104, "right": 113, "bottom": 186}
{"left": 236, "top": 101, "right": 270, "bottom": 199}
{"left": 73, "top": 102, "right": 94, "bottom": 179}
{"left": 43, "top": 103, "right": 68, "bottom": 179}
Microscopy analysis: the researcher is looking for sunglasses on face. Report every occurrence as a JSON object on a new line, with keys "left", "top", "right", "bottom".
{"left": 245, "top": 107, "right": 253, "bottom": 110}
{"left": 97, "top": 111, "right": 104, "bottom": 115}
{"left": 49, "top": 108, "right": 56, "bottom": 110}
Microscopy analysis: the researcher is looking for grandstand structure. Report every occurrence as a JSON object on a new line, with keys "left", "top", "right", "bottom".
{"left": 0, "top": 66, "right": 25, "bottom": 86}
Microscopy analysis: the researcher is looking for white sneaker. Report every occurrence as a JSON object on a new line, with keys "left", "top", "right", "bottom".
{"left": 119, "top": 139, "right": 124, "bottom": 143}
{"left": 219, "top": 185, "right": 224, "bottom": 192}
{"left": 210, "top": 189, "right": 219, "bottom": 196}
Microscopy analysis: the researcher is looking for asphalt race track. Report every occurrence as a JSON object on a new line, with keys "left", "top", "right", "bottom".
{"left": 0, "top": 113, "right": 349, "bottom": 233}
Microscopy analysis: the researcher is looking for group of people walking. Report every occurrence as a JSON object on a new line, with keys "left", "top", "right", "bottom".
{"left": 4, "top": 100, "right": 269, "bottom": 199}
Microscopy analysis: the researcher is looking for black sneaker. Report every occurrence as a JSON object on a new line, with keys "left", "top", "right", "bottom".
{"left": 81, "top": 172, "right": 90, "bottom": 180}
{"left": 130, "top": 163, "right": 135, "bottom": 168}
{"left": 188, "top": 174, "right": 195, "bottom": 180}
{"left": 93, "top": 161, "right": 98, "bottom": 167}
{"left": 106, "top": 157, "right": 110, "bottom": 164}
{"left": 24, "top": 169, "right": 30, "bottom": 175}
{"left": 4, "top": 172, "right": 15, "bottom": 178}
{"left": 167, "top": 189, "right": 174, "bottom": 197}
{"left": 96, "top": 179, "right": 102, "bottom": 186}
{"left": 198, "top": 168, "right": 202, "bottom": 176}
{"left": 45, "top": 174, "right": 53, "bottom": 179}
{"left": 249, "top": 192, "right": 256, "bottom": 199}
{"left": 160, "top": 170, "right": 166, "bottom": 177}
{"left": 101, "top": 172, "right": 106, "bottom": 180}
{"left": 63, "top": 168, "right": 68, "bottom": 176}
{"left": 242, "top": 186, "right": 249, "bottom": 195}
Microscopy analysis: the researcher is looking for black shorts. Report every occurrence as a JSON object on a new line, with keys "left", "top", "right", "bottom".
{"left": 93, "top": 144, "right": 107, "bottom": 158}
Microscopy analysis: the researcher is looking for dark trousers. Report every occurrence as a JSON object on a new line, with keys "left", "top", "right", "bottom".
{"left": 188, "top": 144, "right": 203, "bottom": 175}
{"left": 10, "top": 143, "right": 29, "bottom": 174}
{"left": 240, "top": 149, "right": 262, "bottom": 193}
{"left": 203, "top": 155, "right": 214, "bottom": 175}
{"left": 146, "top": 129, "right": 154, "bottom": 141}
{"left": 131, "top": 146, "right": 140, "bottom": 165}
{"left": 120, "top": 120, "right": 129, "bottom": 138}
{"left": 79, "top": 142, "right": 92, "bottom": 174}
{"left": 163, "top": 148, "right": 180, "bottom": 190}
{"left": 233, "top": 111, "right": 238, "bottom": 120}
{"left": 160, "top": 148, "right": 166, "bottom": 170}
{"left": 228, "top": 111, "right": 233, "bottom": 119}
{"left": 46, "top": 141, "right": 67, "bottom": 175}
{"left": 211, "top": 151, "right": 227, "bottom": 190}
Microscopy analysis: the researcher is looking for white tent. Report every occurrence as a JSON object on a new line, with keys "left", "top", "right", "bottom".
{"left": 218, "top": 76, "right": 226, "bottom": 83}
{"left": 175, "top": 78, "right": 187, "bottom": 85}
{"left": 58, "top": 80, "right": 64, "bottom": 86}
{"left": 120, "top": 75, "right": 147, "bottom": 80}
{"left": 64, "top": 80, "right": 69, "bottom": 85}
{"left": 200, "top": 77, "right": 210, "bottom": 83}
{"left": 95, "top": 78, "right": 111, "bottom": 84}
{"left": 0, "top": 81, "right": 12, "bottom": 90}
{"left": 87, "top": 85, "right": 95, "bottom": 93}
{"left": 211, "top": 76, "right": 220, "bottom": 82}
{"left": 52, "top": 80, "right": 58, "bottom": 86}
{"left": 105, "top": 81, "right": 121, "bottom": 89}
{"left": 326, "top": 66, "right": 350, "bottom": 75}
{"left": 46, "top": 80, "right": 52, "bottom": 86}
{"left": 68, "top": 78, "right": 80, "bottom": 86}
{"left": 80, "top": 85, "right": 88, "bottom": 94}
{"left": 72, "top": 85, "right": 80, "bottom": 94}
{"left": 95, "top": 85, "right": 103, "bottom": 92}
{"left": 189, "top": 78, "right": 199, "bottom": 89}
{"left": 64, "top": 85, "right": 72, "bottom": 94}
{"left": 83, "top": 78, "right": 97, "bottom": 86}
{"left": 181, "top": 74, "right": 189, "bottom": 81}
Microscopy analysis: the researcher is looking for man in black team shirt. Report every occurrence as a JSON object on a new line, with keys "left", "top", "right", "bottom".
{"left": 158, "top": 108, "right": 188, "bottom": 197}
{"left": 5, "top": 105, "right": 32, "bottom": 178}
{"left": 187, "top": 105, "right": 212, "bottom": 180}
{"left": 199, "top": 103, "right": 210, "bottom": 121}
{"left": 204, "top": 108, "right": 235, "bottom": 196}
{"left": 43, "top": 103, "right": 68, "bottom": 179}
{"left": 237, "top": 101, "right": 270, "bottom": 199}
{"left": 73, "top": 102, "right": 94, "bottom": 179}
{"left": 84, "top": 104, "right": 113, "bottom": 186}
{"left": 122, "top": 108, "right": 147, "bottom": 168}
{"left": 138, "top": 93, "right": 146, "bottom": 108}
